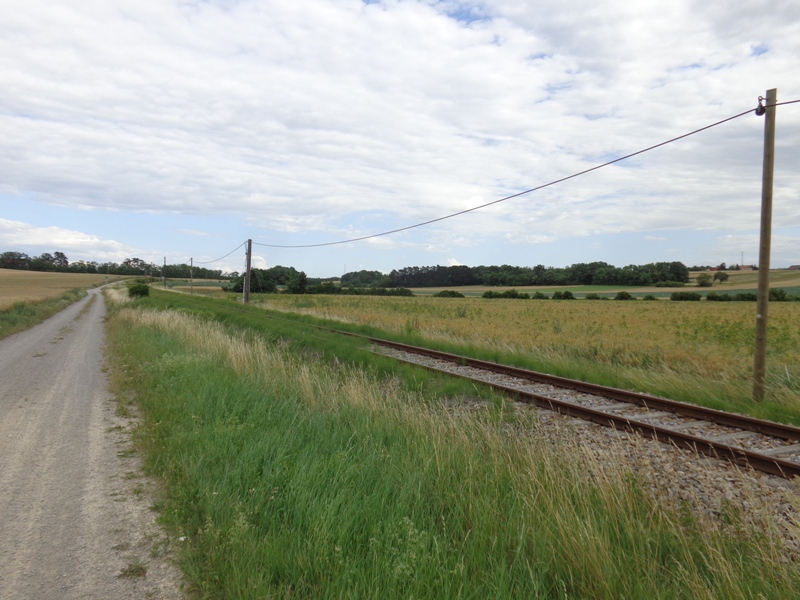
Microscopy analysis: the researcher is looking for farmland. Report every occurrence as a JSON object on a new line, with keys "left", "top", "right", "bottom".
{"left": 256, "top": 293, "right": 800, "bottom": 423}
{"left": 0, "top": 268, "right": 128, "bottom": 340}
{"left": 0, "top": 268, "right": 119, "bottom": 309}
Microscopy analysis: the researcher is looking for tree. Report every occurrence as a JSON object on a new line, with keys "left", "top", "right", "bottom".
{"left": 713, "top": 271, "right": 729, "bottom": 284}
{"left": 0, "top": 251, "right": 31, "bottom": 269}
{"left": 53, "top": 252, "right": 69, "bottom": 268}
{"left": 122, "top": 257, "right": 149, "bottom": 274}
{"left": 286, "top": 271, "right": 308, "bottom": 294}
{"left": 696, "top": 273, "right": 713, "bottom": 287}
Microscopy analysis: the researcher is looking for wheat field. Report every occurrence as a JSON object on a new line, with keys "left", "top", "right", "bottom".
{"left": 0, "top": 269, "right": 117, "bottom": 309}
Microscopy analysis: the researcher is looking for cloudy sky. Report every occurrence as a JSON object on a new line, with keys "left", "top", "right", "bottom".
{"left": 1, "top": 0, "right": 799, "bottom": 277}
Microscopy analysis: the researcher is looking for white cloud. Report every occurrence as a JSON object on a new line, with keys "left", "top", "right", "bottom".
{"left": 1, "top": 0, "right": 799, "bottom": 275}
{"left": 0, "top": 218, "right": 131, "bottom": 262}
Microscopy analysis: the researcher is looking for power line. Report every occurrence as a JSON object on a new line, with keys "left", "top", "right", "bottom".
{"left": 193, "top": 241, "right": 246, "bottom": 265}
{"left": 253, "top": 101, "right": 797, "bottom": 250}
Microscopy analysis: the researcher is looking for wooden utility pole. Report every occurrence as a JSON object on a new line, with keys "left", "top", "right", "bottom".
{"left": 163, "top": 257, "right": 167, "bottom": 289}
{"left": 243, "top": 239, "right": 252, "bottom": 304}
{"left": 753, "top": 88, "right": 777, "bottom": 402}
{"left": 190, "top": 258, "right": 194, "bottom": 295}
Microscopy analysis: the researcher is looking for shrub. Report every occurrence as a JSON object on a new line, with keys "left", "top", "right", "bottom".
{"left": 654, "top": 281, "right": 686, "bottom": 287}
{"left": 551, "top": 291, "right": 575, "bottom": 300}
{"left": 733, "top": 292, "right": 757, "bottom": 302}
{"left": 482, "top": 289, "right": 529, "bottom": 299}
{"left": 696, "top": 274, "right": 713, "bottom": 287}
{"left": 670, "top": 291, "right": 702, "bottom": 301}
{"left": 532, "top": 291, "right": 549, "bottom": 300}
{"left": 433, "top": 290, "right": 465, "bottom": 298}
{"left": 585, "top": 293, "right": 601, "bottom": 300}
{"left": 128, "top": 283, "right": 150, "bottom": 298}
{"left": 642, "top": 295, "right": 658, "bottom": 301}
{"left": 706, "top": 292, "right": 732, "bottom": 302}
{"left": 614, "top": 291, "right": 634, "bottom": 301}
{"left": 770, "top": 288, "right": 789, "bottom": 302}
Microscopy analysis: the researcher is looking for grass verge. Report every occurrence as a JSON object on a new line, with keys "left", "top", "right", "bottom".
{"left": 0, "top": 288, "right": 87, "bottom": 341}
{"left": 106, "top": 304, "right": 800, "bottom": 598}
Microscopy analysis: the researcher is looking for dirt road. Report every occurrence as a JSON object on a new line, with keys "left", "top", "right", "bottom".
{"left": 0, "top": 288, "right": 183, "bottom": 599}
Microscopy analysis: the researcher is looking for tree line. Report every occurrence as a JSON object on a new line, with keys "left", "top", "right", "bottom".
{"left": 0, "top": 251, "right": 227, "bottom": 279}
{"left": 377, "top": 261, "right": 691, "bottom": 288}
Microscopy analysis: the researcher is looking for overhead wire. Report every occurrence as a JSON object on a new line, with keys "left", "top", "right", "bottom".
{"left": 192, "top": 240, "right": 247, "bottom": 264}
{"left": 252, "top": 102, "right": 778, "bottom": 249}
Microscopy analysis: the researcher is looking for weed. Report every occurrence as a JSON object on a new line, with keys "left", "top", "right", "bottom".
{"left": 118, "top": 561, "right": 147, "bottom": 578}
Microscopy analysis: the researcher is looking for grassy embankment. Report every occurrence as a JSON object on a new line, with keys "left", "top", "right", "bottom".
{"left": 0, "top": 269, "right": 122, "bottom": 340}
{"left": 105, "top": 289, "right": 800, "bottom": 598}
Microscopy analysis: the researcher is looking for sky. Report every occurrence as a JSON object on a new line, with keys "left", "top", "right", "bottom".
{"left": 1, "top": 0, "right": 799, "bottom": 278}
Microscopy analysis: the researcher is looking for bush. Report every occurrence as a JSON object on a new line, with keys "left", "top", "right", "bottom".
{"left": 642, "top": 295, "right": 658, "bottom": 301}
{"left": 532, "top": 291, "right": 549, "bottom": 300}
{"left": 614, "top": 291, "right": 634, "bottom": 301}
{"left": 696, "top": 274, "right": 713, "bottom": 287}
{"left": 482, "top": 289, "right": 529, "bottom": 299}
{"left": 585, "top": 293, "right": 601, "bottom": 300}
{"left": 128, "top": 283, "right": 150, "bottom": 298}
{"left": 654, "top": 281, "right": 686, "bottom": 287}
{"left": 670, "top": 291, "right": 702, "bottom": 301}
{"left": 732, "top": 292, "right": 757, "bottom": 302}
{"left": 770, "top": 288, "right": 789, "bottom": 302}
{"left": 433, "top": 290, "right": 465, "bottom": 298}
{"left": 705, "top": 292, "right": 732, "bottom": 302}
{"left": 551, "top": 291, "right": 575, "bottom": 300}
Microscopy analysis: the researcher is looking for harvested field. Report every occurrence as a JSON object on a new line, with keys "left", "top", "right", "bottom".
{"left": 0, "top": 269, "right": 120, "bottom": 309}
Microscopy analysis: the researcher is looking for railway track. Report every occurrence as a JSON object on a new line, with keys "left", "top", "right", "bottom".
{"left": 359, "top": 336, "right": 800, "bottom": 480}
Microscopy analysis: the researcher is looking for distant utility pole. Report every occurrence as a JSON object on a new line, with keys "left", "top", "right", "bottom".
{"left": 243, "top": 239, "right": 252, "bottom": 304}
{"left": 190, "top": 258, "right": 194, "bottom": 295}
{"left": 753, "top": 88, "right": 777, "bottom": 402}
{"left": 163, "top": 257, "right": 166, "bottom": 289}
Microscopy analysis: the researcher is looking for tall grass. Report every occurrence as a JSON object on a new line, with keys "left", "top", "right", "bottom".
{"left": 255, "top": 295, "right": 800, "bottom": 423}
{"left": 0, "top": 288, "right": 87, "bottom": 340}
{"left": 107, "top": 306, "right": 800, "bottom": 598}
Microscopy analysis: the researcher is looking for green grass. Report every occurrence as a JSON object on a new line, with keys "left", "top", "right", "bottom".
{"left": 106, "top": 303, "right": 800, "bottom": 599}
{"left": 0, "top": 288, "right": 87, "bottom": 341}
{"left": 136, "top": 289, "right": 800, "bottom": 427}
{"left": 130, "top": 290, "right": 499, "bottom": 402}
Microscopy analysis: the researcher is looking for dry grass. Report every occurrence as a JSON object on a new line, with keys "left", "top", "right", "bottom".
{"left": 256, "top": 294, "right": 800, "bottom": 409}
{"left": 111, "top": 306, "right": 800, "bottom": 597}
{"left": 0, "top": 268, "right": 119, "bottom": 309}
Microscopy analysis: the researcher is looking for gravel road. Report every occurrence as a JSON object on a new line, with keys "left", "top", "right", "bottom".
{"left": 0, "top": 288, "right": 183, "bottom": 599}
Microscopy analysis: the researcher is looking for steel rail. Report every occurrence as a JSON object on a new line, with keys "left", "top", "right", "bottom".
{"left": 354, "top": 335, "right": 800, "bottom": 479}
{"left": 364, "top": 336, "right": 800, "bottom": 443}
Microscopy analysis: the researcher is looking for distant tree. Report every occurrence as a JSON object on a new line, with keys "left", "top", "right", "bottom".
{"left": 30, "top": 253, "right": 56, "bottom": 271}
{"left": 53, "top": 251, "right": 69, "bottom": 268}
{"left": 285, "top": 271, "right": 308, "bottom": 294}
{"left": 122, "top": 257, "right": 149, "bottom": 274}
{"left": 696, "top": 273, "right": 713, "bottom": 287}
{"left": 0, "top": 251, "right": 31, "bottom": 269}
{"left": 713, "top": 271, "right": 729, "bottom": 284}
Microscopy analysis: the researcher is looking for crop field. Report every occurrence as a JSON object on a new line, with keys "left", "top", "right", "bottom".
{"left": 257, "top": 293, "right": 800, "bottom": 422}
{"left": 0, "top": 268, "right": 116, "bottom": 309}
